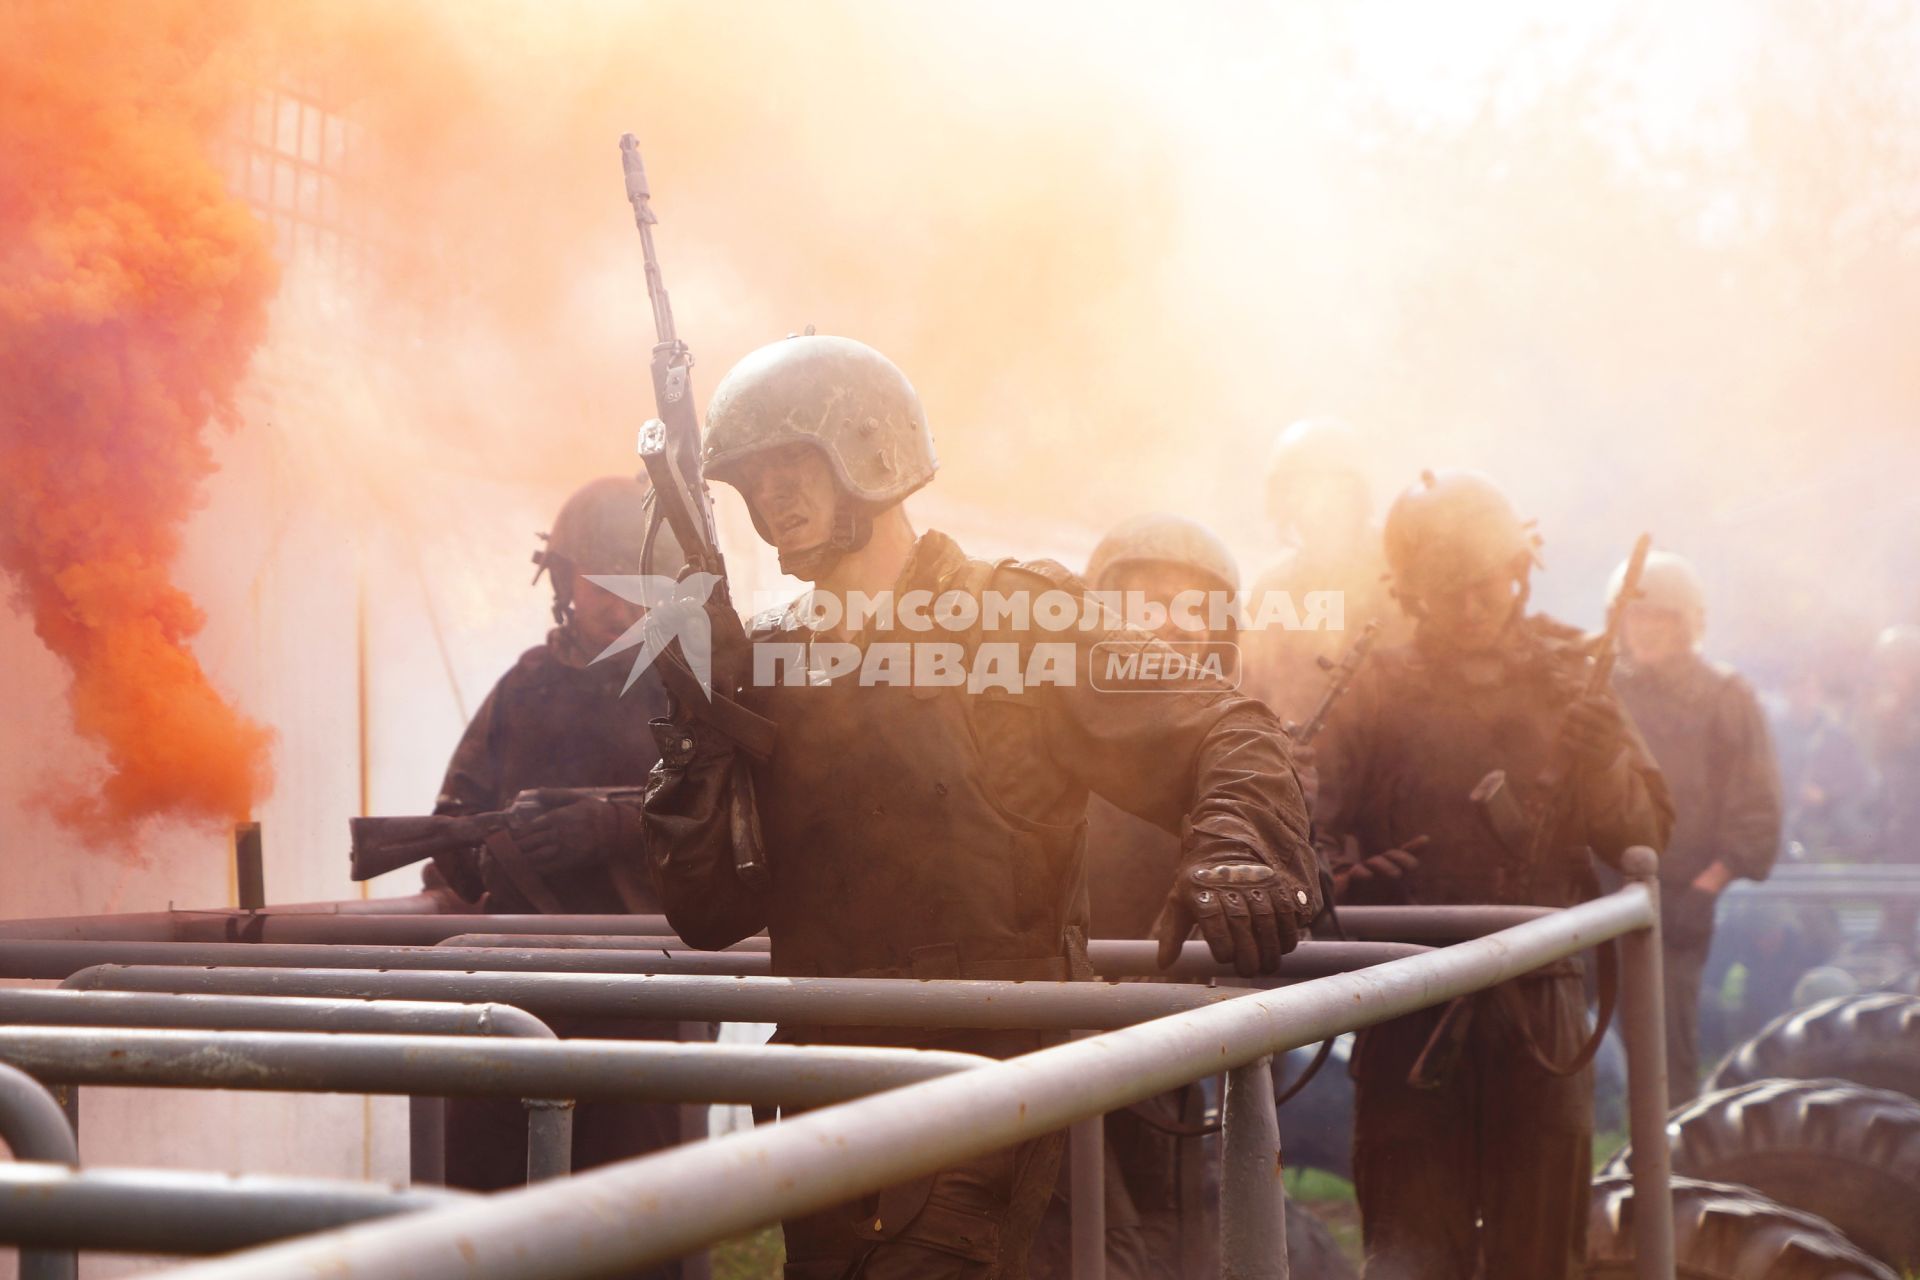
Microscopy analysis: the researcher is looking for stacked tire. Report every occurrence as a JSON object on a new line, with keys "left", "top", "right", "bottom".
{"left": 1601, "top": 1078, "right": 1920, "bottom": 1273}
{"left": 1705, "top": 992, "right": 1920, "bottom": 1100}
{"left": 1590, "top": 993, "right": 1920, "bottom": 1278}
{"left": 1587, "top": 1176, "right": 1894, "bottom": 1279}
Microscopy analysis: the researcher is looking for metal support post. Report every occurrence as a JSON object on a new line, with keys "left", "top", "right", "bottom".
{"left": 1220, "top": 1055, "right": 1286, "bottom": 1280}
{"left": 409, "top": 1097, "right": 447, "bottom": 1186}
{"left": 1617, "top": 846, "right": 1675, "bottom": 1280}
{"left": 1069, "top": 1027, "right": 1106, "bottom": 1280}
{"left": 233, "top": 823, "right": 266, "bottom": 912}
{"left": 523, "top": 1099, "right": 576, "bottom": 1182}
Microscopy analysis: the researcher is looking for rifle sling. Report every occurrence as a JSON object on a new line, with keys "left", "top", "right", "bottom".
{"left": 1405, "top": 938, "right": 1618, "bottom": 1089}
{"left": 656, "top": 649, "right": 777, "bottom": 759}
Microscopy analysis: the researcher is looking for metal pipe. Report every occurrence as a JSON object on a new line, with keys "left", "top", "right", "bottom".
{"left": 410, "top": 1096, "right": 446, "bottom": 1186}
{"left": 1220, "top": 1056, "right": 1284, "bottom": 1280}
{"left": 0, "top": 1027, "right": 990, "bottom": 1108}
{"left": 30, "top": 986, "right": 558, "bottom": 1187}
{"left": 445, "top": 933, "right": 774, "bottom": 951}
{"left": 434, "top": 934, "right": 1429, "bottom": 978}
{"left": 1069, "top": 1029, "right": 1105, "bottom": 1280}
{"left": 523, "top": 1099, "right": 576, "bottom": 1183}
{"left": 0, "top": 937, "right": 1425, "bottom": 982}
{"left": 233, "top": 823, "right": 266, "bottom": 912}
{"left": 0, "top": 1162, "right": 470, "bottom": 1253}
{"left": 143, "top": 880, "right": 1659, "bottom": 1280}
{"left": 0, "top": 911, "right": 673, "bottom": 945}
{"left": 22, "top": 987, "right": 555, "bottom": 1041}
{"left": 0, "top": 903, "right": 1536, "bottom": 947}
{"left": 1316, "top": 904, "right": 1552, "bottom": 941}
{"left": 1721, "top": 879, "right": 1920, "bottom": 901}
{"left": 0, "top": 1063, "right": 80, "bottom": 1167}
{"left": 1616, "top": 847, "right": 1675, "bottom": 1280}
{"left": 0, "top": 1063, "right": 81, "bottom": 1280}
{"left": 69, "top": 967, "right": 1248, "bottom": 1029}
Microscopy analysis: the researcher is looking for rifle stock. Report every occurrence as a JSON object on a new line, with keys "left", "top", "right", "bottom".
{"left": 348, "top": 814, "right": 487, "bottom": 883}
{"left": 347, "top": 787, "right": 646, "bottom": 883}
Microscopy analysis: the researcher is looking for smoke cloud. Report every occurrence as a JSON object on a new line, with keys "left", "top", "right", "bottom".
{"left": 0, "top": 1, "right": 278, "bottom": 845}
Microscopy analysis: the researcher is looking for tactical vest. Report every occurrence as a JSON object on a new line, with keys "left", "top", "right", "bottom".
{"left": 746, "top": 555, "right": 1093, "bottom": 981}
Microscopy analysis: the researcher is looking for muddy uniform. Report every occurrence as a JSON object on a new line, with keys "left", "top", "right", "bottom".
{"left": 432, "top": 629, "right": 683, "bottom": 1280}
{"left": 1314, "top": 616, "right": 1673, "bottom": 1280}
{"left": 646, "top": 530, "right": 1317, "bottom": 1280}
{"left": 1614, "top": 654, "right": 1782, "bottom": 1101}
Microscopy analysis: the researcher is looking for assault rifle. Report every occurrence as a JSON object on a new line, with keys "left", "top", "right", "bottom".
{"left": 618, "top": 134, "right": 770, "bottom": 889}
{"left": 1288, "top": 620, "right": 1380, "bottom": 747}
{"left": 349, "top": 786, "right": 645, "bottom": 883}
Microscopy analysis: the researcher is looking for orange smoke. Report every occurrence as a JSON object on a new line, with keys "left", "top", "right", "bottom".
{"left": 0, "top": 2, "right": 278, "bottom": 846}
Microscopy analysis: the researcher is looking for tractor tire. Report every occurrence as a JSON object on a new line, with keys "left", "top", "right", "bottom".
{"left": 1587, "top": 1175, "right": 1895, "bottom": 1280}
{"left": 1706, "top": 993, "right": 1920, "bottom": 1100}
{"left": 1601, "top": 1078, "right": 1920, "bottom": 1272}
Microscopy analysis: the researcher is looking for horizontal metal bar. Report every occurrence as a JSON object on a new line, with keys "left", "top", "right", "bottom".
{"left": 427, "top": 936, "right": 1428, "bottom": 978}
{"left": 1, "top": 937, "right": 1420, "bottom": 982}
{"left": 147, "top": 884, "right": 1657, "bottom": 1280}
{"left": 1316, "top": 904, "right": 1554, "bottom": 940}
{"left": 0, "top": 912, "right": 671, "bottom": 945}
{"left": 0, "top": 902, "right": 1564, "bottom": 948}
{"left": 70, "top": 968, "right": 1247, "bottom": 1029}
{"left": 1765, "top": 862, "right": 1920, "bottom": 877}
{"left": 15, "top": 988, "right": 553, "bottom": 1039}
{"left": 0, "top": 1162, "right": 469, "bottom": 1253}
{"left": 0, "top": 1027, "right": 989, "bottom": 1107}
{"left": 1723, "top": 879, "right": 1920, "bottom": 900}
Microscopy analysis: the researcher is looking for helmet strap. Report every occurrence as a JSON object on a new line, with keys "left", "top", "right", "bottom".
{"left": 776, "top": 501, "right": 873, "bottom": 581}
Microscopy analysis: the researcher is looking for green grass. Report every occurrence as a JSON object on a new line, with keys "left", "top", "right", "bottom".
{"left": 711, "top": 1226, "right": 783, "bottom": 1280}
{"left": 1593, "top": 1126, "right": 1628, "bottom": 1172}
{"left": 1285, "top": 1165, "right": 1364, "bottom": 1266}
{"left": 1283, "top": 1164, "right": 1356, "bottom": 1203}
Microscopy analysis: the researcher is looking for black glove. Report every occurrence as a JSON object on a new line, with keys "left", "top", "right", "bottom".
{"left": 1332, "top": 835, "right": 1427, "bottom": 905}
{"left": 654, "top": 591, "right": 755, "bottom": 717}
{"left": 1155, "top": 860, "right": 1307, "bottom": 977}
{"left": 506, "top": 789, "right": 622, "bottom": 874}
{"left": 1559, "top": 694, "right": 1630, "bottom": 776}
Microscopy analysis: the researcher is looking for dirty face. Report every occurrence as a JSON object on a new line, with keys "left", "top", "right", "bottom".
{"left": 1622, "top": 603, "right": 1691, "bottom": 667}
{"left": 1420, "top": 568, "right": 1522, "bottom": 653}
{"left": 1105, "top": 560, "right": 1221, "bottom": 643}
{"left": 738, "top": 443, "right": 841, "bottom": 554}
{"left": 570, "top": 576, "right": 643, "bottom": 651}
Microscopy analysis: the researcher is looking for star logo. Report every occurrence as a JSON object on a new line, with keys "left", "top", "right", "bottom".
{"left": 583, "top": 572, "right": 726, "bottom": 698}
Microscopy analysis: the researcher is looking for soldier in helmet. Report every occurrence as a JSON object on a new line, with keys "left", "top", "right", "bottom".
{"left": 1311, "top": 469, "right": 1673, "bottom": 1280}
{"left": 644, "top": 336, "right": 1319, "bottom": 1280}
{"left": 1866, "top": 623, "right": 1920, "bottom": 954}
{"left": 1608, "top": 549, "right": 1782, "bottom": 1102}
{"left": 1030, "top": 513, "right": 1245, "bottom": 1280}
{"left": 429, "top": 475, "right": 685, "bottom": 1280}
{"left": 1243, "top": 418, "right": 1404, "bottom": 726}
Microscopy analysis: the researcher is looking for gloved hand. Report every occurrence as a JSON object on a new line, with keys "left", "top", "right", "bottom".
{"left": 1154, "top": 859, "right": 1308, "bottom": 977}
{"left": 650, "top": 589, "right": 754, "bottom": 711}
{"left": 504, "top": 789, "right": 623, "bottom": 874}
{"left": 1332, "top": 835, "right": 1428, "bottom": 905}
{"left": 1558, "top": 694, "right": 1630, "bottom": 776}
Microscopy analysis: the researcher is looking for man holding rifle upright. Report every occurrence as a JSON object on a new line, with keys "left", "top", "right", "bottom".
{"left": 1311, "top": 470, "right": 1673, "bottom": 1280}
{"left": 642, "top": 333, "right": 1321, "bottom": 1280}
